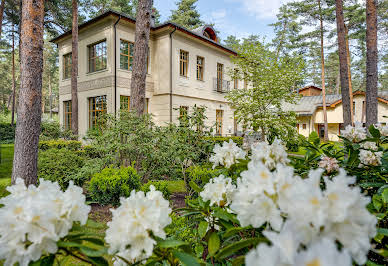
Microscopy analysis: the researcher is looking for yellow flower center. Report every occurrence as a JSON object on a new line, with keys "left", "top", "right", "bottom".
{"left": 281, "top": 183, "right": 291, "bottom": 191}
{"left": 13, "top": 207, "right": 23, "bottom": 215}
{"left": 328, "top": 193, "right": 338, "bottom": 201}
{"left": 306, "top": 258, "right": 321, "bottom": 266}
{"left": 310, "top": 197, "right": 319, "bottom": 206}
{"left": 32, "top": 216, "right": 40, "bottom": 222}
{"left": 260, "top": 171, "right": 269, "bottom": 179}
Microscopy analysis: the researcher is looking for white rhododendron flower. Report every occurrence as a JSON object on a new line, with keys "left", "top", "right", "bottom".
{"left": 209, "top": 139, "right": 246, "bottom": 169}
{"left": 359, "top": 150, "right": 383, "bottom": 166}
{"left": 0, "top": 179, "right": 90, "bottom": 266}
{"left": 245, "top": 243, "right": 285, "bottom": 266}
{"left": 360, "top": 141, "right": 378, "bottom": 151}
{"left": 200, "top": 175, "right": 236, "bottom": 206}
{"left": 105, "top": 186, "right": 171, "bottom": 265}
{"left": 250, "top": 138, "right": 289, "bottom": 170}
{"left": 375, "top": 123, "right": 388, "bottom": 136}
{"left": 318, "top": 156, "right": 340, "bottom": 173}
{"left": 340, "top": 123, "right": 367, "bottom": 142}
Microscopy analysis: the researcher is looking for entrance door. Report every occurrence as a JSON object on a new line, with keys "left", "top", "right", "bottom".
{"left": 318, "top": 124, "right": 325, "bottom": 139}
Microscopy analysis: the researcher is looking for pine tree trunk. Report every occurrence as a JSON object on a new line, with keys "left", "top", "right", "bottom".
{"left": 130, "top": 0, "right": 153, "bottom": 115}
{"left": 12, "top": 0, "right": 45, "bottom": 186}
{"left": 318, "top": 0, "right": 328, "bottom": 141}
{"left": 344, "top": 24, "right": 354, "bottom": 124}
{"left": 336, "top": 72, "right": 340, "bottom": 94}
{"left": 366, "top": 0, "right": 378, "bottom": 127}
{"left": 0, "top": 0, "right": 5, "bottom": 38}
{"left": 335, "top": 0, "right": 352, "bottom": 127}
{"left": 11, "top": 22, "right": 16, "bottom": 126}
{"left": 49, "top": 73, "right": 52, "bottom": 119}
{"left": 71, "top": 0, "right": 79, "bottom": 135}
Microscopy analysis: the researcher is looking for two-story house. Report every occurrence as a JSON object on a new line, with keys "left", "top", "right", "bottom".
{"left": 51, "top": 10, "right": 240, "bottom": 137}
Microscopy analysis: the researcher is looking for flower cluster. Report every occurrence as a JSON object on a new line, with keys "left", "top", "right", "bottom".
{"left": 105, "top": 186, "right": 171, "bottom": 265}
{"left": 209, "top": 139, "right": 246, "bottom": 169}
{"left": 340, "top": 123, "right": 367, "bottom": 142}
{"left": 227, "top": 141, "right": 376, "bottom": 265}
{"left": 0, "top": 179, "right": 90, "bottom": 266}
{"left": 376, "top": 123, "right": 388, "bottom": 136}
{"left": 250, "top": 138, "right": 289, "bottom": 170}
{"left": 359, "top": 149, "right": 383, "bottom": 167}
{"left": 200, "top": 175, "right": 236, "bottom": 207}
{"left": 318, "top": 156, "right": 340, "bottom": 173}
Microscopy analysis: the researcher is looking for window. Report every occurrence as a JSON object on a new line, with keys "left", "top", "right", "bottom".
{"left": 303, "top": 124, "right": 307, "bottom": 130}
{"left": 88, "top": 96, "right": 107, "bottom": 129}
{"left": 234, "top": 112, "right": 238, "bottom": 135}
{"left": 120, "top": 95, "right": 149, "bottom": 113}
{"left": 353, "top": 101, "right": 355, "bottom": 114}
{"left": 233, "top": 69, "right": 239, "bottom": 89}
{"left": 179, "top": 106, "right": 188, "bottom": 119}
{"left": 88, "top": 40, "right": 107, "bottom": 72}
{"left": 216, "top": 109, "right": 223, "bottom": 135}
{"left": 244, "top": 79, "right": 248, "bottom": 89}
{"left": 63, "top": 53, "right": 72, "bottom": 79}
{"left": 180, "top": 50, "right": 189, "bottom": 77}
{"left": 196, "top": 56, "right": 204, "bottom": 80}
{"left": 120, "top": 40, "right": 134, "bottom": 71}
{"left": 217, "top": 63, "right": 223, "bottom": 91}
{"left": 63, "top": 100, "right": 72, "bottom": 130}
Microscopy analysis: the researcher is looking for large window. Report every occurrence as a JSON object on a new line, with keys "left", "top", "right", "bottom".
{"left": 180, "top": 50, "right": 189, "bottom": 77}
{"left": 63, "top": 53, "right": 72, "bottom": 79}
{"left": 196, "top": 56, "right": 204, "bottom": 81}
{"left": 120, "top": 40, "right": 134, "bottom": 71}
{"left": 217, "top": 63, "right": 223, "bottom": 91}
{"left": 88, "top": 40, "right": 107, "bottom": 73}
{"left": 88, "top": 96, "right": 107, "bottom": 129}
{"left": 63, "top": 100, "right": 72, "bottom": 130}
{"left": 120, "top": 95, "right": 148, "bottom": 113}
{"left": 216, "top": 109, "right": 223, "bottom": 135}
{"left": 233, "top": 69, "right": 238, "bottom": 89}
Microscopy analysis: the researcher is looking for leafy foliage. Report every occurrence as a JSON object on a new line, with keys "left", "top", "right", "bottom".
{"left": 141, "top": 180, "right": 171, "bottom": 200}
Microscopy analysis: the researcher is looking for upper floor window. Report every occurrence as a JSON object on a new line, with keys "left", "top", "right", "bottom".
{"left": 233, "top": 69, "right": 239, "bottom": 89}
{"left": 180, "top": 50, "right": 189, "bottom": 77}
{"left": 216, "top": 63, "right": 223, "bottom": 91}
{"left": 120, "top": 40, "right": 134, "bottom": 71}
{"left": 63, "top": 53, "right": 72, "bottom": 79}
{"left": 88, "top": 40, "right": 107, "bottom": 73}
{"left": 196, "top": 56, "right": 204, "bottom": 81}
{"left": 63, "top": 100, "right": 72, "bottom": 130}
{"left": 88, "top": 95, "right": 107, "bottom": 129}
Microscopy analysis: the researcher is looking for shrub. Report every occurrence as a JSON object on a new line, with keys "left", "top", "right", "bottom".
{"left": 68, "top": 158, "right": 105, "bottom": 187}
{"left": 89, "top": 166, "right": 141, "bottom": 206}
{"left": 0, "top": 123, "right": 14, "bottom": 144}
{"left": 185, "top": 164, "right": 225, "bottom": 196}
{"left": 40, "top": 120, "right": 61, "bottom": 140}
{"left": 38, "top": 148, "right": 85, "bottom": 190}
{"left": 39, "top": 140, "right": 82, "bottom": 151}
{"left": 205, "top": 136, "right": 244, "bottom": 147}
{"left": 141, "top": 180, "right": 170, "bottom": 200}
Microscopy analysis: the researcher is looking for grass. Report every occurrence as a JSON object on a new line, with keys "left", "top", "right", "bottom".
{"left": 165, "top": 180, "right": 186, "bottom": 193}
{"left": 0, "top": 144, "right": 14, "bottom": 179}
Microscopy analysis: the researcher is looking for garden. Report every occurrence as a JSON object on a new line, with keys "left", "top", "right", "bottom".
{"left": 0, "top": 110, "right": 388, "bottom": 266}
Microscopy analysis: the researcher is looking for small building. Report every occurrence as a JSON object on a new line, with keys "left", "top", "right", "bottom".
{"left": 51, "top": 10, "right": 241, "bottom": 137}
{"left": 284, "top": 89, "right": 388, "bottom": 141}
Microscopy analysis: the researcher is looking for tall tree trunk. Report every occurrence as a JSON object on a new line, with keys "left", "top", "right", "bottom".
{"left": 71, "top": 0, "right": 79, "bottom": 135}
{"left": 11, "top": 22, "right": 16, "bottom": 126}
{"left": 12, "top": 0, "right": 45, "bottom": 186}
{"left": 336, "top": 71, "right": 340, "bottom": 94}
{"left": 130, "top": 0, "right": 153, "bottom": 115}
{"left": 344, "top": 24, "right": 354, "bottom": 124}
{"left": 318, "top": 0, "right": 329, "bottom": 141}
{"left": 0, "top": 0, "right": 5, "bottom": 38}
{"left": 49, "top": 73, "right": 52, "bottom": 119}
{"left": 366, "top": 0, "right": 378, "bottom": 127}
{"left": 335, "top": 0, "right": 352, "bottom": 127}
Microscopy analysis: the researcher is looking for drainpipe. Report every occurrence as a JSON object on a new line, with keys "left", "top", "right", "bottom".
{"left": 114, "top": 15, "right": 122, "bottom": 115}
{"left": 169, "top": 26, "right": 177, "bottom": 123}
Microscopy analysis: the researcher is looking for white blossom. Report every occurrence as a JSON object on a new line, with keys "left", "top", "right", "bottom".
{"left": 245, "top": 243, "right": 286, "bottom": 266}
{"left": 360, "top": 141, "right": 378, "bottom": 151}
{"left": 375, "top": 123, "right": 388, "bottom": 136}
{"left": 359, "top": 150, "right": 383, "bottom": 166}
{"left": 318, "top": 156, "right": 340, "bottom": 173}
{"left": 105, "top": 186, "right": 171, "bottom": 265}
{"left": 0, "top": 179, "right": 90, "bottom": 266}
{"left": 200, "top": 175, "right": 236, "bottom": 207}
{"left": 250, "top": 138, "right": 289, "bottom": 170}
{"left": 209, "top": 139, "right": 246, "bottom": 169}
{"left": 340, "top": 123, "right": 367, "bottom": 142}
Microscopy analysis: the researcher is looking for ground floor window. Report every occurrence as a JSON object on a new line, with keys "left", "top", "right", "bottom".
{"left": 120, "top": 95, "right": 149, "bottom": 113}
{"left": 63, "top": 100, "right": 72, "bottom": 130}
{"left": 303, "top": 124, "right": 307, "bottom": 130}
{"left": 89, "top": 95, "right": 107, "bottom": 129}
{"left": 216, "top": 109, "right": 223, "bottom": 135}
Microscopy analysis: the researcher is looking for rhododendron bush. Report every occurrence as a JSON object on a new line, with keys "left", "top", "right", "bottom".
{"left": 0, "top": 124, "right": 387, "bottom": 265}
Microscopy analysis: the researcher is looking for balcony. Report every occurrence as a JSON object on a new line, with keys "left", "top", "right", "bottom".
{"left": 213, "top": 78, "right": 230, "bottom": 93}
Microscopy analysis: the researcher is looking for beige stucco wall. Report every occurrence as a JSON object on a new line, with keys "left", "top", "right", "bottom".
{"left": 57, "top": 16, "right": 238, "bottom": 137}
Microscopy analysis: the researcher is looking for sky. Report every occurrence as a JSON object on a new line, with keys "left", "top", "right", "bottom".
{"left": 153, "top": 0, "right": 295, "bottom": 42}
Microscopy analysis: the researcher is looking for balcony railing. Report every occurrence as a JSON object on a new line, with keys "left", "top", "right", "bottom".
{"left": 213, "top": 78, "right": 230, "bottom": 93}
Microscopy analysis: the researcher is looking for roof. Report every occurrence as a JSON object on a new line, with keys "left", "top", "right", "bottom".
{"left": 298, "top": 85, "right": 322, "bottom": 92}
{"left": 50, "top": 10, "right": 237, "bottom": 56}
{"left": 284, "top": 90, "right": 388, "bottom": 116}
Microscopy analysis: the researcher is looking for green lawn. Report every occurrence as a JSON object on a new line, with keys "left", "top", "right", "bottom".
{"left": 0, "top": 144, "right": 14, "bottom": 179}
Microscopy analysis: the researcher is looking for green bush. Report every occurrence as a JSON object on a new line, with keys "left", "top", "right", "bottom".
{"left": 0, "top": 123, "right": 14, "bottom": 144}
{"left": 40, "top": 120, "right": 61, "bottom": 140}
{"left": 205, "top": 136, "right": 244, "bottom": 147}
{"left": 89, "top": 166, "right": 141, "bottom": 206}
{"left": 39, "top": 140, "right": 82, "bottom": 151}
{"left": 69, "top": 158, "right": 105, "bottom": 187}
{"left": 185, "top": 164, "right": 225, "bottom": 196}
{"left": 141, "top": 180, "right": 171, "bottom": 200}
{"left": 38, "top": 148, "right": 85, "bottom": 190}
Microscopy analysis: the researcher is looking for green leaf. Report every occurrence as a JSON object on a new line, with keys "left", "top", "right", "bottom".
{"left": 232, "top": 256, "right": 245, "bottom": 266}
{"left": 57, "top": 241, "right": 84, "bottom": 248}
{"left": 360, "top": 182, "right": 386, "bottom": 188}
{"left": 87, "top": 256, "right": 109, "bottom": 266}
{"left": 86, "top": 219, "right": 105, "bottom": 229}
{"left": 208, "top": 232, "right": 220, "bottom": 256}
{"left": 366, "top": 260, "right": 384, "bottom": 266}
{"left": 81, "top": 237, "right": 105, "bottom": 246}
{"left": 215, "top": 238, "right": 262, "bottom": 260}
{"left": 373, "top": 194, "right": 383, "bottom": 211}
{"left": 172, "top": 251, "right": 200, "bottom": 266}
{"left": 198, "top": 221, "right": 209, "bottom": 239}
{"left": 30, "top": 255, "right": 55, "bottom": 266}
{"left": 189, "top": 181, "right": 202, "bottom": 193}
{"left": 369, "top": 125, "right": 381, "bottom": 138}
{"left": 377, "top": 227, "right": 388, "bottom": 236}
{"left": 224, "top": 227, "right": 244, "bottom": 238}
{"left": 382, "top": 188, "right": 388, "bottom": 204}
{"left": 157, "top": 239, "right": 189, "bottom": 249}
{"left": 79, "top": 246, "right": 107, "bottom": 257}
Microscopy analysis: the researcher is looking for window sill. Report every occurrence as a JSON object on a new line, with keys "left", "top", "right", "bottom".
{"left": 86, "top": 69, "right": 108, "bottom": 75}
{"left": 118, "top": 68, "right": 151, "bottom": 76}
{"left": 179, "top": 75, "right": 189, "bottom": 79}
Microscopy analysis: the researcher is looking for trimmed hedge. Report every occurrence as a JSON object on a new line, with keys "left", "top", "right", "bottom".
{"left": 38, "top": 140, "right": 82, "bottom": 151}
{"left": 0, "top": 123, "right": 15, "bottom": 144}
{"left": 89, "top": 166, "right": 141, "bottom": 206}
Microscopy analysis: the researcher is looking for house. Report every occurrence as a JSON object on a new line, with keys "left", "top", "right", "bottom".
{"left": 51, "top": 10, "right": 240, "bottom": 137}
{"left": 284, "top": 88, "right": 388, "bottom": 141}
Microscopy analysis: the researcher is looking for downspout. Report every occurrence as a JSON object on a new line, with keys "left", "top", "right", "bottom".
{"left": 114, "top": 15, "right": 122, "bottom": 115}
{"left": 169, "top": 26, "right": 177, "bottom": 123}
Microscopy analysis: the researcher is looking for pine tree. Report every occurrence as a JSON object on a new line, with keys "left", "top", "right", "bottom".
{"left": 169, "top": 0, "right": 203, "bottom": 29}
{"left": 223, "top": 35, "right": 240, "bottom": 50}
